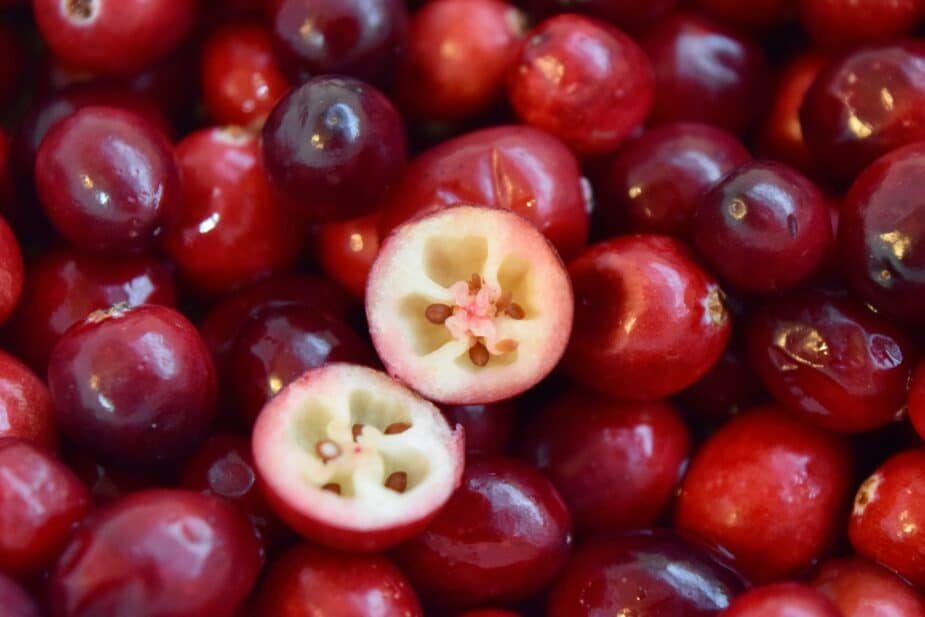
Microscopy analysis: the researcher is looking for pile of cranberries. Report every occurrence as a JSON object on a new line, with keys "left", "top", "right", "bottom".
{"left": 3, "top": 0, "right": 925, "bottom": 615}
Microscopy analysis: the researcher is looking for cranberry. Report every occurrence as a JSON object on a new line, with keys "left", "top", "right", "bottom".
{"left": 0, "top": 214, "right": 23, "bottom": 325}
{"left": 812, "top": 556, "right": 925, "bottom": 616}
{"left": 255, "top": 544, "right": 423, "bottom": 616}
{"left": 799, "top": 0, "right": 925, "bottom": 49}
{"left": 676, "top": 406, "right": 853, "bottom": 583}
{"left": 442, "top": 401, "right": 516, "bottom": 455}
{"left": 49, "top": 489, "right": 261, "bottom": 617}
{"left": 564, "top": 235, "right": 731, "bottom": 401}
{"left": 47, "top": 304, "right": 218, "bottom": 466}
{"left": 520, "top": 0, "right": 676, "bottom": 31}
{"left": 548, "top": 529, "right": 746, "bottom": 617}
{"left": 261, "top": 76, "right": 407, "bottom": 223}
{"left": 640, "top": 12, "right": 770, "bottom": 135}
{"left": 722, "top": 583, "right": 842, "bottom": 617}
{"left": 0, "top": 350, "right": 57, "bottom": 450}
{"left": 691, "top": 0, "right": 795, "bottom": 29}
{"left": 392, "top": 456, "right": 573, "bottom": 608}
{"left": 163, "top": 127, "right": 303, "bottom": 297}
{"left": 317, "top": 213, "right": 380, "bottom": 300}
{"left": 507, "top": 14, "right": 653, "bottom": 155}
{"left": 677, "top": 339, "right": 767, "bottom": 424}
{"left": 0, "top": 573, "right": 41, "bottom": 617}
{"left": 910, "top": 360, "right": 925, "bottom": 440}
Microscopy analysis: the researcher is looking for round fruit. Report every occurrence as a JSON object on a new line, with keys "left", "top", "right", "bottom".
{"left": 722, "top": 583, "right": 841, "bottom": 617}
{"left": 0, "top": 350, "right": 57, "bottom": 449}
{"left": 812, "top": 556, "right": 925, "bottom": 616}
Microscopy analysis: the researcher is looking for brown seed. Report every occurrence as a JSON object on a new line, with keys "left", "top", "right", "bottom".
{"left": 68, "top": 0, "right": 93, "bottom": 19}
{"left": 384, "top": 422, "right": 411, "bottom": 435}
{"left": 315, "top": 439, "right": 342, "bottom": 462}
{"left": 495, "top": 291, "right": 512, "bottom": 315}
{"left": 351, "top": 424, "right": 364, "bottom": 442}
{"left": 469, "top": 341, "right": 490, "bottom": 367}
{"left": 505, "top": 302, "right": 526, "bottom": 319}
{"left": 385, "top": 471, "right": 408, "bottom": 493}
{"left": 322, "top": 483, "right": 341, "bottom": 495}
{"left": 425, "top": 303, "right": 453, "bottom": 324}
{"left": 468, "top": 273, "right": 482, "bottom": 293}
{"left": 495, "top": 339, "right": 518, "bottom": 353}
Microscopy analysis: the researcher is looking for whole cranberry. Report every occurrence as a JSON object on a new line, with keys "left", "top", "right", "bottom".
{"left": 49, "top": 489, "right": 261, "bottom": 617}
{"left": 0, "top": 214, "right": 23, "bottom": 325}
{"left": 318, "top": 213, "right": 380, "bottom": 300}
{"left": 641, "top": 12, "right": 770, "bottom": 135}
{"left": 691, "top": 0, "right": 795, "bottom": 29}
{"left": 676, "top": 406, "right": 853, "bottom": 583}
{"left": 564, "top": 235, "right": 731, "bottom": 401}
{"left": 392, "top": 456, "right": 572, "bottom": 608}
{"left": 255, "top": 544, "right": 423, "bottom": 617}
{"left": 47, "top": 304, "right": 218, "bottom": 466}
{"left": 910, "top": 360, "right": 925, "bottom": 440}
{"left": 507, "top": 14, "right": 653, "bottom": 155}
{"left": 521, "top": 0, "right": 676, "bottom": 31}
{"left": 722, "top": 583, "right": 841, "bottom": 617}
{"left": 0, "top": 350, "right": 57, "bottom": 450}
{"left": 799, "top": 0, "right": 925, "bottom": 49}
{"left": 548, "top": 529, "right": 746, "bottom": 616}
{"left": 677, "top": 339, "right": 767, "bottom": 424}
{"left": 0, "top": 573, "right": 41, "bottom": 617}
{"left": 35, "top": 106, "right": 182, "bottom": 255}
{"left": 441, "top": 401, "right": 516, "bottom": 455}
{"left": 812, "top": 557, "right": 925, "bottom": 616}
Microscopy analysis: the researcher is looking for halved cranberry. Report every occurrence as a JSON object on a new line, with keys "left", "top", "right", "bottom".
{"left": 0, "top": 350, "right": 57, "bottom": 450}
{"left": 441, "top": 400, "right": 516, "bottom": 455}
{"left": 0, "top": 214, "right": 23, "bottom": 325}
{"left": 799, "top": 0, "right": 925, "bottom": 48}
{"left": 812, "top": 556, "right": 925, "bottom": 616}
{"left": 722, "top": 583, "right": 842, "bottom": 617}
{"left": 0, "top": 573, "right": 40, "bottom": 617}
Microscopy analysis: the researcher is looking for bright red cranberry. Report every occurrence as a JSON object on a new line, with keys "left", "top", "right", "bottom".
{"left": 910, "top": 360, "right": 925, "bottom": 440}
{"left": 0, "top": 214, "right": 23, "bottom": 325}
{"left": 317, "top": 213, "right": 380, "bottom": 300}
{"left": 392, "top": 456, "right": 572, "bottom": 608}
{"left": 692, "top": 161, "right": 832, "bottom": 294}
{"left": 692, "top": 0, "right": 795, "bottom": 29}
{"left": 723, "top": 583, "right": 842, "bottom": 617}
{"left": 0, "top": 22, "right": 23, "bottom": 110}
{"left": 676, "top": 406, "right": 853, "bottom": 583}
{"left": 812, "top": 557, "right": 925, "bottom": 616}
{"left": 49, "top": 489, "right": 261, "bottom": 617}
{"left": 597, "top": 123, "right": 751, "bottom": 237}
{"left": 0, "top": 350, "right": 57, "bottom": 450}
{"left": 522, "top": 390, "right": 689, "bottom": 533}
{"left": 507, "top": 14, "right": 653, "bottom": 155}
{"left": 799, "top": 0, "right": 925, "bottom": 48}
{"left": 47, "top": 304, "right": 218, "bottom": 466}
{"left": 262, "top": 76, "right": 407, "bottom": 223}
{"left": 442, "top": 401, "right": 516, "bottom": 455}
{"left": 564, "top": 235, "right": 731, "bottom": 401}
{"left": 521, "top": 0, "right": 676, "bottom": 31}
{"left": 255, "top": 544, "right": 423, "bottom": 617}
{"left": 746, "top": 289, "right": 916, "bottom": 433}
{"left": 548, "top": 529, "right": 746, "bottom": 616}
{"left": 677, "top": 338, "right": 767, "bottom": 424}
{"left": 35, "top": 106, "right": 182, "bottom": 255}
{"left": 0, "top": 573, "right": 41, "bottom": 617}
{"left": 641, "top": 12, "right": 770, "bottom": 135}
{"left": 32, "top": 0, "right": 196, "bottom": 76}
{"left": 378, "top": 125, "right": 589, "bottom": 260}
{"left": 200, "top": 23, "right": 290, "bottom": 128}
{"left": 163, "top": 127, "right": 303, "bottom": 296}
{"left": 850, "top": 448, "right": 925, "bottom": 588}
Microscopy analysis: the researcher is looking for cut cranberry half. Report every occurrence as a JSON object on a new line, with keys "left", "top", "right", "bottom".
{"left": 366, "top": 205, "right": 573, "bottom": 404}
{"left": 252, "top": 363, "right": 464, "bottom": 552}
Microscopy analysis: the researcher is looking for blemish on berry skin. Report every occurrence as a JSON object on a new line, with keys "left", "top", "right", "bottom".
{"left": 854, "top": 473, "right": 882, "bottom": 516}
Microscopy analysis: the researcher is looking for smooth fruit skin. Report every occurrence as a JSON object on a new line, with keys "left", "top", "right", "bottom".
{"left": 521, "top": 390, "right": 689, "bottom": 533}
{"left": 47, "top": 305, "right": 218, "bottom": 466}
{"left": 392, "top": 456, "right": 573, "bottom": 608}
{"left": 799, "top": 0, "right": 925, "bottom": 49}
{"left": 721, "top": 583, "right": 842, "bottom": 617}
{"left": 318, "top": 213, "right": 380, "bottom": 300}
{"left": 0, "top": 573, "right": 41, "bottom": 617}
{"left": 0, "top": 214, "right": 23, "bottom": 325}
{"left": 49, "top": 489, "right": 262, "bottom": 617}
{"left": 812, "top": 557, "right": 925, "bottom": 616}
{"left": 255, "top": 544, "right": 423, "bottom": 617}
{"left": 441, "top": 401, "right": 516, "bottom": 455}
{"left": 910, "top": 360, "right": 925, "bottom": 440}
{"left": 0, "top": 350, "right": 57, "bottom": 450}
{"left": 548, "top": 529, "right": 746, "bottom": 617}
{"left": 507, "top": 14, "right": 654, "bottom": 155}
{"left": 849, "top": 448, "right": 925, "bottom": 588}
{"left": 563, "top": 235, "right": 731, "bottom": 401}
{"left": 676, "top": 406, "right": 854, "bottom": 583}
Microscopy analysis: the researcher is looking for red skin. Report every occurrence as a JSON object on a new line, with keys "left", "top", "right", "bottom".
{"left": 0, "top": 573, "right": 41, "bottom": 617}
{"left": 49, "top": 490, "right": 262, "bottom": 617}
{"left": 441, "top": 401, "right": 516, "bottom": 455}
{"left": 722, "top": 583, "right": 842, "bottom": 617}
{"left": 396, "top": 0, "right": 525, "bottom": 121}
{"left": 392, "top": 456, "right": 573, "bottom": 608}
{"left": 521, "top": 390, "right": 689, "bottom": 533}
{"left": 691, "top": 0, "right": 795, "bottom": 29}
{"left": 849, "top": 448, "right": 925, "bottom": 588}
{"left": 200, "top": 24, "right": 290, "bottom": 128}
{"left": 255, "top": 544, "right": 423, "bottom": 617}
{"left": 0, "top": 350, "right": 57, "bottom": 450}
{"left": 910, "top": 360, "right": 925, "bottom": 440}
{"left": 0, "top": 439, "right": 91, "bottom": 578}
{"left": 163, "top": 127, "right": 302, "bottom": 297}
{"left": 32, "top": 0, "right": 196, "bottom": 76}
{"left": 676, "top": 406, "right": 854, "bottom": 583}
{"left": 0, "top": 214, "right": 23, "bottom": 325}
{"left": 563, "top": 235, "right": 731, "bottom": 401}
{"left": 318, "top": 213, "right": 380, "bottom": 300}
{"left": 812, "top": 557, "right": 925, "bottom": 616}
{"left": 507, "top": 14, "right": 653, "bottom": 155}
{"left": 378, "top": 125, "right": 589, "bottom": 260}
{"left": 799, "top": 0, "right": 925, "bottom": 49}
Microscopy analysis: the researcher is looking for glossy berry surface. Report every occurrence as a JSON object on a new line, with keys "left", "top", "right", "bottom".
{"left": 0, "top": 214, "right": 23, "bottom": 325}
{"left": 799, "top": 0, "right": 925, "bottom": 49}
{"left": 0, "top": 573, "right": 40, "bottom": 617}
{"left": 812, "top": 556, "right": 925, "bottom": 616}
{"left": 722, "top": 583, "right": 841, "bottom": 617}
{"left": 0, "top": 350, "right": 57, "bottom": 450}
{"left": 317, "top": 213, "right": 380, "bottom": 300}
{"left": 441, "top": 401, "right": 516, "bottom": 455}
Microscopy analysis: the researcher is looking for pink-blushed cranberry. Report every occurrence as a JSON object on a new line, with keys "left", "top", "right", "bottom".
{"left": 799, "top": 0, "right": 925, "bottom": 48}
{"left": 507, "top": 14, "right": 653, "bottom": 155}
{"left": 677, "top": 338, "right": 767, "bottom": 424}
{"left": 442, "top": 401, "right": 516, "bottom": 455}
{"left": 520, "top": 0, "right": 676, "bottom": 31}
{"left": 163, "top": 127, "right": 303, "bottom": 297}
{"left": 849, "top": 448, "right": 925, "bottom": 588}
{"left": 597, "top": 122, "right": 751, "bottom": 238}
{"left": 746, "top": 289, "right": 916, "bottom": 433}
{"left": 255, "top": 544, "right": 423, "bottom": 617}
{"left": 47, "top": 304, "right": 218, "bottom": 466}
{"left": 0, "top": 214, "right": 23, "bottom": 325}
{"left": 32, "top": 0, "right": 196, "bottom": 76}
{"left": 910, "top": 360, "right": 925, "bottom": 440}
{"left": 722, "top": 583, "right": 842, "bottom": 617}
{"left": 564, "top": 235, "right": 731, "bottom": 401}
{"left": 691, "top": 0, "right": 795, "bottom": 29}
{"left": 0, "top": 350, "right": 57, "bottom": 450}
{"left": 812, "top": 556, "right": 925, "bottom": 616}
{"left": 49, "top": 489, "right": 261, "bottom": 617}
{"left": 691, "top": 160, "right": 832, "bottom": 294}
{"left": 317, "top": 213, "right": 380, "bottom": 300}
{"left": 0, "top": 573, "right": 41, "bottom": 617}
{"left": 641, "top": 12, "right": 770, "bottom": 135}
{"left": 548, "top": 529, "right": 746, "bottom": 617}
{"left": 676, "top": 406, "right": 854, "bottom": 583}
{"left": 35, "top": 106, "right": 182, "bottom": 255}
{"left": 392, "top": 455, "right": 573, "bottom": 608}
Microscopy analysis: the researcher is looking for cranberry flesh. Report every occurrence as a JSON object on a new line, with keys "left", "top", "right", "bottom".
{"left": 722, "top": 583, "right": 842, "bottom": 617}
{"left": 0, "top": 573, "right": 41, "bottom": 617}
{"left": 799, "top": 0, "right": 925, "bottom": 49}
{"left": 441, "top": 401, "right": 516, "bottom": 455}
{"left": 0, "top": 214, "right": 23, "bottom": 325}
{"left": 317, "top": 213, "right": 380, "bottom": 300}
{"left": 0, "top": 350, "right": 57, "bottom": 450}
{"left": 812, "top": 556, "right": 925, "bottom": 616}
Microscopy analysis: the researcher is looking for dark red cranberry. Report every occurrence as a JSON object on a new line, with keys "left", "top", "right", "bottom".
{"left": 677, "top": 339, "right": 767, "bottom": 424}
{"left": 799, "top": 0, "right": 925, "bottom": 48}
{"left": 522, "top": 390, "right": 689, "bottom": 533}
{"left": 261, "top": 76, "right": 407, "bottom": 223}
{"left": 812, "top": 556, "right": 925, "bottom": 616}
{"left": 441, "top": 401, "right": 516, "bottom": 455}
{"left": 691, "top": 0, "right": 795, "bottom": 29}
{"left": 692, "top": 160, "right": 832, "bottom": 294}
{"left": 910, "top": 360, "right": 925, "bottom": 440}
{"left": 0, "top": 22, "right": 23, "bottom": 110}
{"left": 548, "top": 529, "right": 746, "bottom": 617}
{"left": 35, "top": 106, "right": 182, "bottom": 255}
{"left": 0, "top": 214, "right": 23, "bottom": 325}
{"left": 597, "top": 122, "right": 751, "bottom": 237}
{"left": 640, "top": 12, "right": 770, "bottom": 135}
{"left": 163, "top": 127, "right": 303, "bottom": 297}
{"left": 0, "top": 438, "right": 90, "bottom": 578}
{"left": 507, "top": 14, "right": 653, "bottom": 155}
{"left": 521, "top": 0, "right": 676, "bottom": 31}
{"left": 676, "top": 406, "right": 853, "bottom": 583}
{"left": 0, "top": 350, "right": 57, "bottom": 450}
{"left": 47, "top": 304, "right": 218, "bottom": 466}
{"left": 722, "top": 583, "right": 841, "bottom": 617}
{"left": 317, "top": 213, "right": 380, "bottom": 300}
{"left": 49, "top": 489, "right": 261, "bottom": 617}
{"left": 255, "top": 544, "right": 423, "bottom": 617}
{"left": 0, "top": 573, "right": 41, "bottom": 617}
{"left": 392, "top": 456, "right": 572, "bottom": 608}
